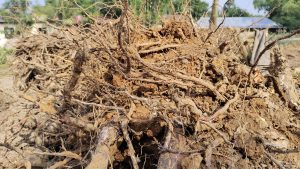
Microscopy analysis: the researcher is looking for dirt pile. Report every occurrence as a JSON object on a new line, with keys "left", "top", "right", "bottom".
{"left": 3, "top": 14, "right": 300, "bottom": 168}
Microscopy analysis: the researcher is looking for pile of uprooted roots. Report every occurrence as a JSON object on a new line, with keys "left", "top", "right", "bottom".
{"left": 10, "top": 10, "right": 300, "bottom": 169}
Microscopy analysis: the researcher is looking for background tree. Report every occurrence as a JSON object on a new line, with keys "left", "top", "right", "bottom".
{"left": 190, "top": 0, "right": 209, "bottom": 20}
{"left": 225, "top": 5, "right": 250, "bottom": 17}
{"left": 5, "top": 0, "right": 209, "bottom": 26}
{"left": 3, "top": 0, "right": 29, "bottom": 15}
{"left": 33, "top": 0, "right": 101, "bottom": 24}
{"left": 210, "top": 0, "right": 218, "bottom": 29}
{"left": 0, "top": 0, "right": 33, "bottom": 31}
{"left": 130, "top": 0, "right": 208, "bottom": 25}
{"left": 254, "top": 0, "right": 300, "bottom": 30}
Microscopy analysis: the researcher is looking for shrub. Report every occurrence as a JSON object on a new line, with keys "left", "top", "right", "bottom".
{"left": 0, "top": 48, "right": 13, "bottom": 64}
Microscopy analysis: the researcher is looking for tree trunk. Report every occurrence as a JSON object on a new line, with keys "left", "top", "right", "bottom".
{"left": 209, "top": 0, "right": 218, "bottom": 29}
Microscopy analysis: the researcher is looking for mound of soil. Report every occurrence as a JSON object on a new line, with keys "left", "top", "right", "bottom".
{"left": 1, "top": 13, "right": 299, "bottom": 169}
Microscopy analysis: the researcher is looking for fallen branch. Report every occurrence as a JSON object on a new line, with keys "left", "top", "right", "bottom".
{"left": 121, "top": 118, "right": 139, "bottom": 169}
{"left": 138, "top": 44, "right": 181, "bottom": 55}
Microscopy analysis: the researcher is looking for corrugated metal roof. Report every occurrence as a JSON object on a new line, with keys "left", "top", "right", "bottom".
{"left": 197, "top": 17, "right": 282, "bottom": 29}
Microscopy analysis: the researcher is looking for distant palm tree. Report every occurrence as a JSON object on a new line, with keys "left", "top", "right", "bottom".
{"left": 210, "top": 0, "right": 218, "bottom": 29}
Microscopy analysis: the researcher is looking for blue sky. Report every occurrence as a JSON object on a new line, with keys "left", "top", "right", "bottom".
{"left": 0, "top": 0, "right": 45, "bottom": 6}
{"left": 204, "top": 0, "right": 265, "bottom": 15}
{"left": 0, "top": 0, "right": 264, "bottom": 15}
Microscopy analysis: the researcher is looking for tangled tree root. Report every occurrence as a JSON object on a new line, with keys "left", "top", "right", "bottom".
{"left": 3, "top": 4, "right": 299, "bottom": 169}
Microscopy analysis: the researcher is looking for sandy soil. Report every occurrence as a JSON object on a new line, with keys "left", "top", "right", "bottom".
{"left": 0, "top": 65, "right": 40, "bottom": 168}
{"left": 0, "top": 64, "right": 15, "bottom": 115}
{"left": 281, "top": 43, "right": 300, "bottom": 69}
{"left": 0, "top": 65, "right": 46, "bottom": 169}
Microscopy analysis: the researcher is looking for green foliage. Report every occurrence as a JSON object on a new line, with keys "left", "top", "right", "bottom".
{"left": 226, "top": 5, "right": 251, "bottom": 17}
{"left": 253, "top": 0, "right": 300, "bottom": 30}
{"left": 190, "top": 0, "right": 208, "bottom": 20}
{"left": 33, "top": 0, "right": 101, "bottom": 22}
{"left": 0, "top": 48, "right": 13, "bottom": 65}
{"left": 0, "top": 0, "right": 33, "bottom": 30}
{"left": 3, "top": 0, "right": 29, "bottom": 15}
{"left": 99, "top": 0, "right": 121, "bottom": 19}
{"left": 3, "top": 0, "right": 209, "bottom": 26}
{"left": 130, "top": 0, "right": 208, "bottom": 25}
{"left": 142, "top": 0, "right": 169, "bottom": 25}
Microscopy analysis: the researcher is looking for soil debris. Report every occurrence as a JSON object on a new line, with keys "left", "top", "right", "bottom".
{"left": 1, "top": 9, "right": 299, "bottom": 169}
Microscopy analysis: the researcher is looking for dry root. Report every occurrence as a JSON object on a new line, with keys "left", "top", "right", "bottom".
{"left": 7, "top": 5, "right": 299, "bottom": 169}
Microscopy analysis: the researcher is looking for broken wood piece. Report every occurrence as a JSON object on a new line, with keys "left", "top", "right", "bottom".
{"left": 86, "top": 126, "right": 119, "bottom": 169}
{"left": 138, "top": 44, "right": 181, "bottom": 55}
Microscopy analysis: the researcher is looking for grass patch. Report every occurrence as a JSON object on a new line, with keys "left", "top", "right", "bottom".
{"left": 0, "top": 48, "right": 13, "bottom": 64}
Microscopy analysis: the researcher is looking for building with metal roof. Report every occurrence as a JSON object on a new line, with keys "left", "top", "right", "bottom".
{"left": 196, "top": 17, "right": 282, "bottom": 29}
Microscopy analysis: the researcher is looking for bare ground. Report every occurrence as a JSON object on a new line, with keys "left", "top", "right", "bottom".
{"left": 0, "top": 65, "right": 29, "bottom": 168}
{"left": 0, "top": 64, "right": 15, "bottom": 116}
{"left": 281, "top": 43, "right": 300, "bottom": 69}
